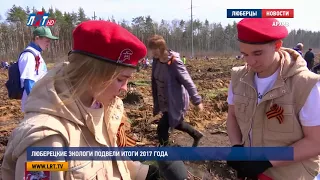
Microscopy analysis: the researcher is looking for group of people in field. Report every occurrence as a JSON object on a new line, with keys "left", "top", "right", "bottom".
{"left": 1, "top": 18, "right": 320, "bottom": 180}
{"left": 292, "top": 43, "right": 319, "bottom": 74}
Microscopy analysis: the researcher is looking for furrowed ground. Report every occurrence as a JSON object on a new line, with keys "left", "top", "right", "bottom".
{"left": 0, "top": 58, "right": 244, "bottom": 179}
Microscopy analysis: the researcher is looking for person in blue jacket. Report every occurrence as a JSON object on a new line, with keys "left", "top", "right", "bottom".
{"left": 293, "top": 42, "right": 303, "bottom": 56}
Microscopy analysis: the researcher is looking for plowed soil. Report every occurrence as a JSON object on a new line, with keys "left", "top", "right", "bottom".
{"left": 0, "top": 58, "right": 244, "bottom": 179}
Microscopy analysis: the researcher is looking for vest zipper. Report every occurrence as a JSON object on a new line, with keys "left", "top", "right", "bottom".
{"left": 240, "top": 79, "right": 258, "bottom": 147}
{"left": 240, "top": 76, "right": 287, "bottom": 147}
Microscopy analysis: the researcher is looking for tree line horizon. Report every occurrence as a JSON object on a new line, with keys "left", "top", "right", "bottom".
{"left": 0, "top": 5, "right": 319, "bottom": 61}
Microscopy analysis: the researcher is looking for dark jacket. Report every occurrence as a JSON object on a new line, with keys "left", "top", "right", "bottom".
{"left": 151, "top": 50, "right": 201, "bottom": 128}
{"left": 304, "top": 50, "right": 315, "bottom": 62}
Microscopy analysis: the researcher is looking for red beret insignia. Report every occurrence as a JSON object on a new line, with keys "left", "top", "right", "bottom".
{"left": 117, "top": 49, "right": 133, "bottom": 63}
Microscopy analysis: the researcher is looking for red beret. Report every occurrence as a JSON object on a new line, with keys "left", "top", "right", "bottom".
{"left": 237, "top": 18, "right": 288, "bottom": 44}
{"left": 70, "top": 20, "right": 147, "bottom": 67}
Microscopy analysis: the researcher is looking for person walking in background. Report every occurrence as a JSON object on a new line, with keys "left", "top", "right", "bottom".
{"left": 305, "top": 48, "right": 315, "bottom": 70}
{"left": 18, "top": 27, "right": 59, "bottom": 112}
{"left": 182, "top": 55, "right": 187, "bottom": 64}
{"left": 293, "top": 42, "right": 304, "bottom": 56}
{"left": 141, "top": 57, "right": 146, "bottom": 69}
{"left": 145, "top": 57, "right": 150, "bottom": 69}
{"left": 147, "top": 34, "right": 204, "bottom": 147}
{"left": 149, "top": 57, "right": 153, "bottom": 66}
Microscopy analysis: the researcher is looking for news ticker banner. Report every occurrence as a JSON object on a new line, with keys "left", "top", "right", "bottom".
{"left": 27, "top": 147, "right": 293, "bottom": 161}
{"left": 227, "top": 9, "right": 294, "bottom": 18}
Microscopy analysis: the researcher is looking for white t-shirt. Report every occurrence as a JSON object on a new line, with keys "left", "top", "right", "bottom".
{"left": 19, "top": 46, "right": 47, "bottom": 112}
{"left": 227, "top": 69, "right": 320, "bottom": 127}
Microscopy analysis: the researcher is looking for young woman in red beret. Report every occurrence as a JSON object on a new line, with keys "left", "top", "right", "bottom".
{"left": 226, "top": 18, "right": 320, "bottom": 180}
{"left": 147, "top": 34, "right": 204, "bottom": 147}
{"left": 1, "top": 21, "right": 160, "bottom": 180}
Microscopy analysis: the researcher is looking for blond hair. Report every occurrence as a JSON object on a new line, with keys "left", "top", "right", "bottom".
{"left": 55, "top": 53, "right": 132, "bottom": 104}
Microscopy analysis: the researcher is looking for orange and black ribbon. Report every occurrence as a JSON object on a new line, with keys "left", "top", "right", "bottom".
{"left": 167, "top": 55, "right": 176, "bottom": 65}
{"left": 266, "top": 104, "right": 284, "bottom": 124}
{"left": 116, "top": 120, "right": 203, "bottom": 180}
{"left": 116, "top": 123, "right": 137, "bottom": 147}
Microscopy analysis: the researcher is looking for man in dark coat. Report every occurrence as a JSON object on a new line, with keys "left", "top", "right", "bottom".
{"left": 304, "top": 48, "right": 315, "bottom": 70}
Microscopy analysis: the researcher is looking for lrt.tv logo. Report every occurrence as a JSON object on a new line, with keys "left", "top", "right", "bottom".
{"left": 26, "top": 11, "right": 56, "bottom": 27}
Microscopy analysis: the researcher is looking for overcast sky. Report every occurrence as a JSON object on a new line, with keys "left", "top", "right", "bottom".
{"left": 1, "top": 0, "right": 319, "bottom": 32}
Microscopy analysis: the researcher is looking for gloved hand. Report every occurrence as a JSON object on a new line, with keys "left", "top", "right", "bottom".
{"left": 146, "top": 164, "right": 161, "bottom": 180}
{"left": 236, "top": 160, "right": 273, "bottom": 179}
{"left": 226, "top": 144, "right": 244, "bottom": 170}
{"left": 157, "top": 160, "right": 188, "bottom": 180}
{"left": 227, "top": 145, "right": 273, "bottom": 179}
{"left": 226, "top": 144, "right": 247, "bottom": 179}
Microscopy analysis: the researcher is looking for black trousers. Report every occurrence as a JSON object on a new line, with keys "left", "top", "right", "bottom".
{"left": 157, "top": 112, "right": 198, "bottom": 146}
{"left": 307, "top": 60, "right": 314, "bottom": 70}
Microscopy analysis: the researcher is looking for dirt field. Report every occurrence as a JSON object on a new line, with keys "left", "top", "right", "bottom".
{"left": 0, "top": 58, "right": 244, "bottom": 179}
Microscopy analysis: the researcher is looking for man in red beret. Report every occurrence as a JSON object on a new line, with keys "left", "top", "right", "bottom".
{"left": 226, "top": 18, "right": 320, "bottom": 180}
